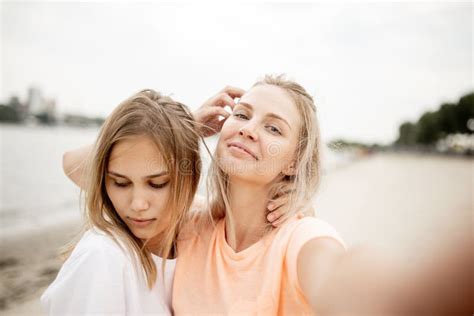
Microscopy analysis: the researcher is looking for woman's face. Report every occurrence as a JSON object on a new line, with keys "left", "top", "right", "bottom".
{"left": 216, "top": 84, "right": 302, "bottom": 185}
{"left": 105, "top": 135, "right": 171, "bottom": 241}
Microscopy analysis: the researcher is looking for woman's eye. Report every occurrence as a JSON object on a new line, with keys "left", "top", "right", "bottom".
{"left": 266, "top": 125, "right": 282, "bottom": 135}
{"left": 149, "top": 181, "right": 169, "bottom": 189}
{"left": 233, "top": 112, "right": 249, "bottom": 120}
{"left": 114, "top": 181, "right": 130, "bottom": 188}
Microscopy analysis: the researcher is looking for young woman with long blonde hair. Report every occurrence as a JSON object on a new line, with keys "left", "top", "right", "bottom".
{"left": 173, "top": 75, "right": 473, "bottom": 315}
{"left": 172, "top": 75, "right": 347, "bottom": 314}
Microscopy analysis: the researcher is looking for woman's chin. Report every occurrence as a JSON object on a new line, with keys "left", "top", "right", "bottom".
{"left": 218, "top": 155, "right": 256, "bottom": 173}
{"left": 127, "top": 225, "right": 158, "bottom": 240}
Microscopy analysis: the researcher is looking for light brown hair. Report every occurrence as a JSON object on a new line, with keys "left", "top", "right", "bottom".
{"left": 66, "top": 89, "right": 201, "bottom": 288}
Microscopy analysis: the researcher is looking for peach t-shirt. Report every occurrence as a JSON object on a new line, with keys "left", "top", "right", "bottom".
{"left": 173, "top": 213, "right": 345, "bottom": 315}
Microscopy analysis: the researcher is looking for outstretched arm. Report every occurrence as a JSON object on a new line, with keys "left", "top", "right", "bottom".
{"left": 297, "top": 237, "right": 346, "bottom": 315}
{"left": 297, "top": 236, "right": 472, "bottom": 315}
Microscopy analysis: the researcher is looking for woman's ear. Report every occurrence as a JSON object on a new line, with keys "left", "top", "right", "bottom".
{"left": 282, "top": 161, "right": 297, "bottom": 176}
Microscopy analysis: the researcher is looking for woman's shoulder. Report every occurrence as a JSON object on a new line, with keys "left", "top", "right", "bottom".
{"left": 41, "top": 229, "right": 132, "bottom": 314}
{"left": 272, "top": 216, "right": 346, "bottom": 295}
{"left": 42, "top": 229, "right": 130, "bottom": 298}
{"left": 68, "top": 228, "right": 131, "bottom": 264}
{"left": 277, "top": 215, "right": 346, "bottom": 250}
{"left": 178, "top": 196, "right": 215, "bottom": 241}
{"left": 179, "top": 210, "right": 215, "bottom": 241}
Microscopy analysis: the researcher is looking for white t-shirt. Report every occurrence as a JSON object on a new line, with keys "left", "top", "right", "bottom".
{"left": 41, "top": 228, "right": 175, "bottom": 315}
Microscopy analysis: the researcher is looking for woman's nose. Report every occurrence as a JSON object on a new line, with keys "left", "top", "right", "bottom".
{"left": 130, "top": 191, "right": 150, "bottom": 213}
{"left": 239, "top": 124, "right": 258, "bottom": 141}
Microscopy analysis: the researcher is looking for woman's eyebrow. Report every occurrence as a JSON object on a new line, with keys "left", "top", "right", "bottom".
{"left": 266, "top": 113, "right": 291, "bottom": 130}
{"left": 238, "top": 102, "right": 254, "bottom": 110}
{"left": 107, "top": 171, "right": 168, "bottom": 179}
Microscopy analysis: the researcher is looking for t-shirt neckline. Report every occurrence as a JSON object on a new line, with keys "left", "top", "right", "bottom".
{"left": 151, "top": 253, "right": 177, "bottom": 263}
{"left": 218, "top": 220, "right": 277, "bottom": 260}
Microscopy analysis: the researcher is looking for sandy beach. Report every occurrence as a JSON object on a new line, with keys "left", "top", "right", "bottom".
{"left": 0, "top": 219, "right": 82, "bottom": 315}
{"left": 1, "top": 151, "right": 472, "bottom": 315}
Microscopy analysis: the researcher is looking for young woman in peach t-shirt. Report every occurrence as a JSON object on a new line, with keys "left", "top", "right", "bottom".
{"left": 173, "top": 75, "right": 347, "bottom": 315}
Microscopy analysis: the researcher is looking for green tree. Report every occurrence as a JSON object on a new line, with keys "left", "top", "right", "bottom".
{"left": 437, "top": 103, "right": 458, "bottom": 138}
{"left": 415, "top": 111, "right": 441, "bottom": 145}
{"left": 396, "top": 121, "right": 417, "bottom": 145}
{"left": 0, "top": 105, "right": 21, "bottom": 122}
{"left": 456, "top": 93, "right": 474, "bottom": 133}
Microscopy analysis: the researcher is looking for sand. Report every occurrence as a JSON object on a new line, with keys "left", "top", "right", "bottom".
{"left": 0, "top": 219, "right": 82, "bottom": 315}
{"left": 316, "top": 152, "right": 472, "bottom": 262}
{"left": 1, "top": 152, "right": 472, "bottom": 315}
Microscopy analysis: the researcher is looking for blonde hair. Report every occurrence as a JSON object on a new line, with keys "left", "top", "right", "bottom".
{"left": 65, "top": 89, "right": 201, "bottom": 288}
{"left": 208, "top": 74, "right": 321, "bottom": 228}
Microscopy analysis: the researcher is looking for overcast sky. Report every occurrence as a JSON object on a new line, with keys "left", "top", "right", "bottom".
{"left": 1, "top": 1, "right": 472, "bottom": 144}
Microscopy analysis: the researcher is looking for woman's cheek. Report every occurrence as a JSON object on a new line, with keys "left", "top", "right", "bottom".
{"left": 107, "top": 186, "right": 127, "bottom": 214}
{"left": 263, "top": 140, "right": 294, "bottom": 171}
{"left": 221, "top": 117, "right": 241, "bottom": 136}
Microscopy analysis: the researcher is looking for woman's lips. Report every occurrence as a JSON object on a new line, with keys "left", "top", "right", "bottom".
{"left": 227, "top": 142, "right": 258, "bottom": 160}
{"left": 128, "top": 217, "right": 156, "bottom": 228}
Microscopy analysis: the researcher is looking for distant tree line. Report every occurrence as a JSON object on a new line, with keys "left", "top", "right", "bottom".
{"left": 0, "top": 94, "right": 105, "bottom": 127}
{"left": 0, "top": 96, "right": 25, "bottom": 122}
{"left": 395, "top": 92, "right": 474, "bottom": 146}
{"left": 327, "top": 139, "right": 376, "bottom": 151}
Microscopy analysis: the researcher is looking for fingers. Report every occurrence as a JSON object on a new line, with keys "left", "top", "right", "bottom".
{"left": 195, "top": 105, "right": 230, "bottom": 124}
{"left": 207, "top": 106, "right": 230, "bottom": 119}
{"left": 210, "top": 92, "right": 238, "bottom": 109}
{"left": 198, "top": 107, "right": 231, "bottom": 136}
{"left": 203, "top": 86, "right": 244, "bottom": 111}
{"left": 266, "top": 189, "right": 291, "bottom": 227}
{"left": 220, "top": 86, "right": 245, "bottom": 99}
{"left": 268, "top": 194, "right": 289, "bottom": 212}
{"left": 195, "top": 86, "right": 242, "bottom": 137}
{"left": 269, "top": 210, "right": 305, "bottom": 227}
{"left": 267, "top": 198, "right": 288, "bottom": 224}
{"left": 267, "top": 207, "right": 285, "bottom": 223}
{"left": 266, "top": 193, "right": 308, "bottom": 227}
{"left": 271, "top": 216, "right": 286, "bottom": 228}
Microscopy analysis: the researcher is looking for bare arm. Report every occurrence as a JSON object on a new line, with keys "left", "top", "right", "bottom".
{"left": 297, "top": 238, "right": 346, "bottom": 315}
{"left": 63, "top": 144, "right": 94, "bottom": 190}
{"left": 297, "top": 236, "right": 472, "bottom": 314}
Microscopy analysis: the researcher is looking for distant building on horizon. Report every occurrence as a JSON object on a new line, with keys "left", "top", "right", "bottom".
{"left": 26, "top": 87, "right": 57, "bottom": 124}
{"left": 27, "top": 87, "right": 42, "bottom": 114}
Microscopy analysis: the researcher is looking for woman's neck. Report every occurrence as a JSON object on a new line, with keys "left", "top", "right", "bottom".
{"left": 225, "top": 178, "right": 270, "bottom": 252}
{"left": 146, "top": 232, "right": 176, "bottom": 259}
